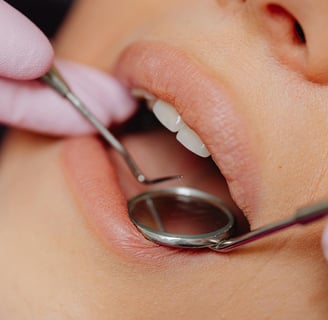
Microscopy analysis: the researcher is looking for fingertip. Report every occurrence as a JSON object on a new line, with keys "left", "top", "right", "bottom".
{"left": 1, "top": 59, "right": 137, "bottom": 136}
{"left": 0, "top": 1, "right": 54, "bottom": 80}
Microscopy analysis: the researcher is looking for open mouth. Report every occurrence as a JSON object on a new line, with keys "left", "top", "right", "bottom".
{"left": 114, "top": 41, "right": 260, "bottom": 221}
{"left": 62, "top": 41, "right": 259, "bottom": 264}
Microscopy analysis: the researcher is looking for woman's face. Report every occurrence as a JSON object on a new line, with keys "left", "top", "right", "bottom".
{"left": 1, "top": 0, "right": 328, "bottom": 318}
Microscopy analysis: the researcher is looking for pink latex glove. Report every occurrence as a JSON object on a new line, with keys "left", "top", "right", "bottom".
{"left": 0, "top": 1, "right": 135, "bottom": 135}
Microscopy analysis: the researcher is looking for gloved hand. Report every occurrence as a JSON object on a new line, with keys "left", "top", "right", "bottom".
{"left": 0, "top": 0, "right": 135, "bottom": 135}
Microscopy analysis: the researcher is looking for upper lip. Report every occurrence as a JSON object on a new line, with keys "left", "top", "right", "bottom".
{"left": 114, "top": 41, "right": 260, "bottom": 219}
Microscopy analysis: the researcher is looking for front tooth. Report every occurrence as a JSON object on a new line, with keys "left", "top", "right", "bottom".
{"left": 131, "top": 88, "right": 155, "bottom": 101}
{"left": 131, "top": 88, "right": 156, "bottom": 109}
{"left": 141, "top": 94, "right": 210, "bottom": 158}
{"left": 153, "top": 99, "right": 185, "bottom": 132}
{"left": 176, "top": 125, "right": 210, "bottom": 158}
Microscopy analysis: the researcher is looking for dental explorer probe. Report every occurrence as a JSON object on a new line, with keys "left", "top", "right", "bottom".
{"left": 41, "top": 66, "right": 182, "bottom": 185}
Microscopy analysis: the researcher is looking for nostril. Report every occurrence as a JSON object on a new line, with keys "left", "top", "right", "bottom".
{"left": 294, "top": 20, "right": 306, "bottom": 44}
{"left": 254, "top": 2, "right": 328, "bottom": 83}
{"left": 266, "top": 3, "right": 306, "bottom": 45}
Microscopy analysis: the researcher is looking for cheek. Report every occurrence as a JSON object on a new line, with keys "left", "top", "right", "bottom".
{"left": 157, "top": 15, "right": 328, "bottom": 219}
{"left": 223, "top": 58, "right": 328, "bottom": 219}
{"left": 0, "top": 131, "right": 129, "bottom": 316}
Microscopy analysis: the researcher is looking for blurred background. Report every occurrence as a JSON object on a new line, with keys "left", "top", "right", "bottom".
{"left": 5, "top": 0, "right": 75, "bottom": 37}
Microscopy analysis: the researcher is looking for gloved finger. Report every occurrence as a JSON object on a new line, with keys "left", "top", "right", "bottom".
{"left": 0, "top": 59, "right": 136, "bottom": 135}
{"left": 322, "top": 223, "right": 328, "bottom": 261}
{"left": 0, "top": 0, "right": 54, "bottom": 80}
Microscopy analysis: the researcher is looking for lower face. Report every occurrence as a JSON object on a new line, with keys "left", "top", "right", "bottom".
{"left": 1, "top": 0, "right": 328, "bottom": 318}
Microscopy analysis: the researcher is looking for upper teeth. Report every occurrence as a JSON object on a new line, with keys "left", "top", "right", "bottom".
{"left": 132, "top": 88, "right": 210, "bottom": 158}
{"left": 153, "top": 100, "right": 185, "bottom": 132}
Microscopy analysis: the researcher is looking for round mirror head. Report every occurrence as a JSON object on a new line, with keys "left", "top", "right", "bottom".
{"left": 128, "top": 187, "right": 235, "bottom": 249}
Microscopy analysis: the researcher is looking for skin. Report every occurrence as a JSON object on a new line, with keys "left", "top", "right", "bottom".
{"left": 1, "top": 0, "right": 328, "bottom": 318}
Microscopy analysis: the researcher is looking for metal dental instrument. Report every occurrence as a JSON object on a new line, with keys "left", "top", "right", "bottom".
{"left": 128, "top": 187, "right": 328, "bottom": 252}
{"left": 41, "top": 66, "right": 328, "bottom": 253}
{"left": 41, "top": 66, "right": 182, "bottom": 185}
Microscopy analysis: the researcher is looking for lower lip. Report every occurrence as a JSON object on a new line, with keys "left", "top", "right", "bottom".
{"left": 60, "top": 136, "right": 226, "bottom": 265}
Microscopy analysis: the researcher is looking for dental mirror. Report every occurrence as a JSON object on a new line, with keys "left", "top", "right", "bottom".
{"left": 129, "top": 187, "right": 328, "bottom": 252}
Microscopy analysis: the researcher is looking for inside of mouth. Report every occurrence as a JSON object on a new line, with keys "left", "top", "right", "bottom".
{"left": 111, "top": 100, "right": 162, "bottom": 134}
{"left": 110, "top": 101, "right": 250, "bottom": 240}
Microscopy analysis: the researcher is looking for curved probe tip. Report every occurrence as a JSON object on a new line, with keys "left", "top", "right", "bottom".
{"left": 138, "top": 174, "right": 183, "bottom": 185}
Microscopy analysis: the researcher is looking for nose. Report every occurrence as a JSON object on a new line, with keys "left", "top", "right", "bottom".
{"left": 249, "top": 0, "right": 328, "bottom": 83}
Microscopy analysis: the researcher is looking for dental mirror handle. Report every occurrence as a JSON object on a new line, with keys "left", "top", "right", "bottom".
{"left": 213, "top": 200, "right": 328, "bottom": 252}
{"left": 41, "top": 66, "right": 182, "bottom": 185}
